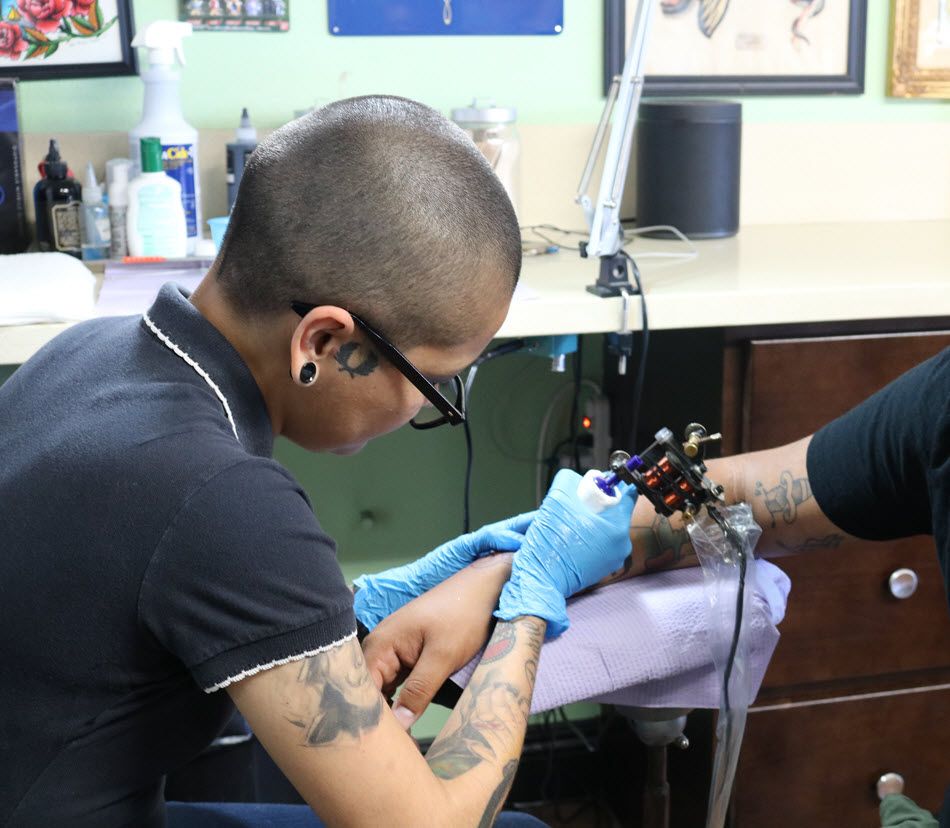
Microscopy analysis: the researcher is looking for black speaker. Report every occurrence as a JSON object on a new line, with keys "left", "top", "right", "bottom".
{"left": 635, "top": 99, "right": 741, "bottom": 239}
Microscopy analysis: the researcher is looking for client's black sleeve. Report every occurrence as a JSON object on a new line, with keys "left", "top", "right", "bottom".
{"left": 807, "top": 343, "right": 950, "bottom": 611}
{"left": 806, "top": 346, "right": 950, "bottom": 543}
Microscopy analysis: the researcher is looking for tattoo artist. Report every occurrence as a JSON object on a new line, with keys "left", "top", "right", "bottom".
{"left": 0, "top": 96, "right": 639, "bottom": 828}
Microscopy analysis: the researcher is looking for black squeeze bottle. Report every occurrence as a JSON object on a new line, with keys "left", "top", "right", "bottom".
{"left": 33, "top": 139, "right": 82, "bottom": 258}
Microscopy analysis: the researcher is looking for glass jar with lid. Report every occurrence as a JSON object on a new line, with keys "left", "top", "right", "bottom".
{"left": 451, "top": 99, "right": 520, "bottom": 217}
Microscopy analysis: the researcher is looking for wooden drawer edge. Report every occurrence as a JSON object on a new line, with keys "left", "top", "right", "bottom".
{"left": 751, "top": 680, "right": 950, "bottom": 714}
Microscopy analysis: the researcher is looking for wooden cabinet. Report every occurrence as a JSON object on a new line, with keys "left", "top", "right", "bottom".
{"left": 606, "top": 324, "right": 950, "bottom": 826}
{"left": 728, "top": 331, "right": 950, "bottom": 826}
{"left": 735, "top": 684, "right": 950, "bottom": 825}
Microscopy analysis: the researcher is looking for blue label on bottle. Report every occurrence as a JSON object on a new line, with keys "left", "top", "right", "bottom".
{"left": 161, "top": 143, "right": 197, "bottom": 239}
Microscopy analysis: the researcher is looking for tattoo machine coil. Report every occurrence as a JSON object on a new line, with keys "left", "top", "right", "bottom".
{"left": 592, "top": 424, "right": 763, "bottom": 828}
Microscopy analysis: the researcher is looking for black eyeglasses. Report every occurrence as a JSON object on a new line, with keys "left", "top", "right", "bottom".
{"left": 291, "top": 301, "right": 466, "bottom": 430}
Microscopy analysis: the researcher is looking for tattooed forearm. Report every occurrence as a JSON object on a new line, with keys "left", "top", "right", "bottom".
{"left": 478, "top": 759, "right": 518, "bottom": 828}
{"left": 425, "top": 618, "right": 540, "bottom": 782}
{"left": 426, "top": 665, "right": 528, "bottom": 780}
{"left": 753, "top": 470, "right": 812, "bottom": 527}
{"left": 282, "top": 641, "right": 382, "bottom": 747}
{"left": 776, "top": 533, "right": 844, "bottom": 553}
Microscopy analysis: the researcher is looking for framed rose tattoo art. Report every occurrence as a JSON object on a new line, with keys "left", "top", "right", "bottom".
{"left": 0, "top": 0, "right": 136, "bottom": 80}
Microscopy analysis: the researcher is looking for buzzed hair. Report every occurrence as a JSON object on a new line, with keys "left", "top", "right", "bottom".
{"left": 215, "top": 95, "right": 521, "bottom": 348}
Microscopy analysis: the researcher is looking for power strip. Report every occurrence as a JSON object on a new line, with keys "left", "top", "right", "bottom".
{"left": 555, "top": 395, "right": 612, "bottom": 472}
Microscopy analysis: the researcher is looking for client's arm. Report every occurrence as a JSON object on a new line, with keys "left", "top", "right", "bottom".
{"left": 601, "top": 435, "right": 857, "bottom": 585}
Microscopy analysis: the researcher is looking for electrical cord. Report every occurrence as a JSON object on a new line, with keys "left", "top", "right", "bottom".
{"left": 622, "top": 223, "right": 698, "bottom": 260}
{"left": 464, "top": 339, "right": 526, "bottom": 398}
{"left": 621, "top": 250, "right": 649, "bottom": 445}
{"left": 460, "top": 339, "right": 528, "bottom": 534}
{"left": 569, "top": 339, "right": 583, "bottom": 470}
{"left": 706, "top": 503, "right": 747, "bottom": 799}
{"left": 462, "top": 417, "right": 473, "bottom": 534}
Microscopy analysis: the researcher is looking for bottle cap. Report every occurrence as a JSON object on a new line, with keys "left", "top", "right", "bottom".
{"left": 105, "top": 157, "right": 133, "bottom": 190}
{"left": 107, "top": 162, "right": 130, "bottom": 207}
{"left": 140, "top": 137, "right": 164, "bottom": 173}
{"left": 83, "top": 162, "right": 103, "bottom": 204}
{"left": 43, "top": 139, "right": 69, "bottom": 179}
{"left": 235, "top": 107, "right": 257, "bottom": 144}
{"left": 450, "top": 99, "right": 517, "bottom": 126}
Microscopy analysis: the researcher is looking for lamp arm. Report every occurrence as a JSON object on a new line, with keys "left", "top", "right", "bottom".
{"left": 582, "top": 0, "right": 655, "bottom": 259}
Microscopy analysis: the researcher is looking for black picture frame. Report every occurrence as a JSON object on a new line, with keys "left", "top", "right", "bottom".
{"left": 0, "top": 0, "right": 136, "bottom": 81}
{"left": 604, "top": 0, "right": 867, "bottom": 95}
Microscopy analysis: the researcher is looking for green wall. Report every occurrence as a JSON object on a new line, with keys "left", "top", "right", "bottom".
{"left": 16, "top": 0, "right": 949, "bottom": 136}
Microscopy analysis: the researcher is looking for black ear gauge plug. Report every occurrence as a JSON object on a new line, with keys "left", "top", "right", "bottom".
{"left": 299, "top": 363, "right": 317, "bottom": 385}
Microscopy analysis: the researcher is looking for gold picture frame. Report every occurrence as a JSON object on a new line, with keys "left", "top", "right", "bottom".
{"left": 890, "top": 0, "right": 950, "bottom": 97}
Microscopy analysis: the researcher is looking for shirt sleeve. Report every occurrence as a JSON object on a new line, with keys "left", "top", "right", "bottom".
{"left": 806, "top": 347, "right": 950, "bottom": 542}
{"left": 138, "top": 458, "right": 356, "bottom": 692}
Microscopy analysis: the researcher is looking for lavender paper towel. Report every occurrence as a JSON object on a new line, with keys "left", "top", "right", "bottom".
{"left": 451, "top": 559, "right": 790, "bottom": 712}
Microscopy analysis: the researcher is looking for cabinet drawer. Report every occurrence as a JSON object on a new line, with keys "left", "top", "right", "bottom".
{"left": 742, "top": 332, "right": 950, "bottom": 451}
{"left": 763, "top": 538, "right": 950, "bottom": 687}
{"left": 734, "top": 684, "right": 950, "bottom": 827}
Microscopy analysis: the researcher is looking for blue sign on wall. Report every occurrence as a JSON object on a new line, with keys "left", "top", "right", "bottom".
{"left": 328, "top": 1, "right": 564, "bottom": 36}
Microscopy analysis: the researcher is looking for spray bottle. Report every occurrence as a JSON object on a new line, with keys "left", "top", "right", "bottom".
{"left": 129, "top": 21, "right": 201, "bottom": 254}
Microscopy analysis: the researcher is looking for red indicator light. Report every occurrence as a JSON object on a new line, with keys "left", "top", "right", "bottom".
{"left": 581, "top": 416, "right": 592, "bottom": 429}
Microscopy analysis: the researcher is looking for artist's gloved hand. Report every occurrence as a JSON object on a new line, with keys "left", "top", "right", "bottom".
{"left": 495, "top": 469, "right": 638, "bottom": 639}
{"left": 353, "top": 511, "right": 536, "bottom": 631}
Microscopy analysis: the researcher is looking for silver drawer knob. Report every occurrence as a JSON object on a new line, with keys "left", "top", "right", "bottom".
{"left": 889, "top": 568, "right": 919, "bottom": 599}
{"left": 877, "top": 772, "right": 905, "bottom": 799}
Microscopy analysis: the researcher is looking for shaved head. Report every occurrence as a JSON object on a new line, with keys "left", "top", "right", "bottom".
{"left": 215, "top": 95, "right": 521, "bottom": 348}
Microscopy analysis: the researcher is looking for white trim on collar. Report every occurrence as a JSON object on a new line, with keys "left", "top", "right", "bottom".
{"left": 142, "top": 312, "right": 240, "bottom": 442}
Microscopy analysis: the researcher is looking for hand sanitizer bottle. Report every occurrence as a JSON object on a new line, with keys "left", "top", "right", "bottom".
{"left": 129, "top": 21, "right": 200, "bottom": 254}
{"left": 80, "top": 162, "right": 110, "bottom": 260}
{"left": 126, "top": 137, "right": 187, "bottom": 258}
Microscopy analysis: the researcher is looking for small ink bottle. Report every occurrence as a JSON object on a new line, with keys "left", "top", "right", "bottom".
{"left": 33, "top": 139, "right": 82, "bottom": 258}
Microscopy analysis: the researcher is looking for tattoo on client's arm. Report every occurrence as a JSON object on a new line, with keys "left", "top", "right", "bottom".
{"left": 753, "top": 470, "right": 812, "bottom": 527}
{"left": 638, "top": 513, "right": 694, "bottom": 571}
{"left": 776, "top": 534, "right": 844, "bottom": 553}
{"left": 283, "top": 643, "right": 383, "bottom": 747}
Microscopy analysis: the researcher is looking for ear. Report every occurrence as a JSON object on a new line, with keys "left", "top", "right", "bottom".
{"left": 290, "top": 306, "right": 355, "bottom": 387}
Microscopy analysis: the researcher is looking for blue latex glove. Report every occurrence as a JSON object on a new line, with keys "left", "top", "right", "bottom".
{"left": 353, "top": 511, "right": 536, "bottom": 631}
{"left": 495, "top": 469, "right": 638, "bottom": 639}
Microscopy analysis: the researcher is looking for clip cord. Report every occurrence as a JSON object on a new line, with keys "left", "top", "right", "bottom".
{"left": 704, "top": 503, "right": 748, "bottom": 826}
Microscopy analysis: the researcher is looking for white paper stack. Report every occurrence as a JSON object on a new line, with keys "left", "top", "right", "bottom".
{"left": 0, "top": 253, "right": 96, "bottom": 325}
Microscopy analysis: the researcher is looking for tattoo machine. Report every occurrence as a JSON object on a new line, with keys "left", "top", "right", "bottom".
{"left": 588, "top": 423, "right": 764, "bottom": 828}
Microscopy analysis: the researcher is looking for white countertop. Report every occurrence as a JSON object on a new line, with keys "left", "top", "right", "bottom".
{"left": 500, "top": 220, "right": 950, "bottom": 337}
{"left": 3, "top": 221, "right": 949, "bottom": 365}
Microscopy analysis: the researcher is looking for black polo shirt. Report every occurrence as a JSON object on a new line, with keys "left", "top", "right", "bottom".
{"left": 0, "top": 284, "right": 355, "bottom": 827}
